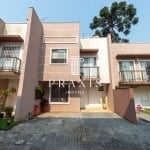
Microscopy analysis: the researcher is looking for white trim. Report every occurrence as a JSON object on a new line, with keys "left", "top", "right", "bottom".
{"left": 43, "top": 36, "right": 78, "bottom": 44}
{"left": 49, "top": 48, "right": 68, "bottom": 64}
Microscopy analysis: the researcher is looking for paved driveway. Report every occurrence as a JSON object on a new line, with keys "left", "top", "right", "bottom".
{"left": 0, "top": 112, "right": 150, "bottom": 150}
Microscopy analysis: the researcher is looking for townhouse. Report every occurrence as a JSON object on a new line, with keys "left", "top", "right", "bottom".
{"left": 80, "top": 37, "right": 109, "bottom": 109}
{"left": 109, "top": 40, "right": 150, "bottom": 109}
{"left": 0, "top": 19, "right": 26, "bottom": 114}
{"left": 108, "top": 37, "right": 150, "bottom": 123}
{"left": 0, "top": 7, "right": 150, "bottom": 122}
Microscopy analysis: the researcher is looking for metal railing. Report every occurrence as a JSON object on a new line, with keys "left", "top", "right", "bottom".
{"left": 0, "top": 57, "right": 21, "bottom": 73}
{"left": 119, "top": 70, "right": 150, "bottom": 82}
{"left": 80, "top": 66, "right": 99, "bottom": 78}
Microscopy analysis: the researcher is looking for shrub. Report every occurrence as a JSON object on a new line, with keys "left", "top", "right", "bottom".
{"left": 4, "top": 106, "right": 14, "bottom": 113}
{"left": 35, "top": 85, "right": 44, "bottom": 99}
{"left": 136, "top": 104, "right": 143, "bottom": 111}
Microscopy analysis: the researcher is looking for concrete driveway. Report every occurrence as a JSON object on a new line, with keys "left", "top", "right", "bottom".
{"left": 0, "top": 112, "right": 150, "bottom": 150}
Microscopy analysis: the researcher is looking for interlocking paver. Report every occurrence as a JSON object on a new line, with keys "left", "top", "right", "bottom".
{"left": 0, "top": 112, "right": 150, "bottom": 150}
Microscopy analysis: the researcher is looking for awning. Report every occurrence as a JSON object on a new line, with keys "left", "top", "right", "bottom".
{"left": 0, "top": 35, "right": 24, "bottom": 42}
{"left": 80, "top": 48, "right": 98, "bottom": 53}
{"left": 116, "top": 54, "right": 150, "bottom": 59}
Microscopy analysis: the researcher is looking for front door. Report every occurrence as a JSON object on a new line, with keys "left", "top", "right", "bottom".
{"left": 80, "top": 87, "right": 89, "bottom": 108}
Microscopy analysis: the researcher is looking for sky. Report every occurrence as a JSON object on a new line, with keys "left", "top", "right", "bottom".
{"left": 0, "top": 0, "right": 150, "bottom": 43}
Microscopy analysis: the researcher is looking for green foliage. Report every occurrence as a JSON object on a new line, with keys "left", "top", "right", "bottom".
{"left": 35, "top": 85, "right": 44, "bottom": 93}
{"left": 0, "top": 102, "right": 3, "bottom": 109}
{"left": 0, "top": 88, "right": 15, "bottom": 112}
{"left": 140, "top": 109, "right": 150, "bottom": 115}
{"left": 0, "top": 88, "right": 14, "bottom": 97}
{"left": 0, "top": 118, "right": 18, "bottom": 130}
{"left": 4, "top": 106, "right": 14, "bottom": 113}
{"left": 90, "top": 1, "right": 139, "bottom": 43}
{"left": 35, "top": 85, "right": 45, "bottom": 99}
{"left": 101, "top": 96, "right": 106, "bottom": 104}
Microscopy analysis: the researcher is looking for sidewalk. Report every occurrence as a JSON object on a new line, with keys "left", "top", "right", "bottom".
{"left": 136, "top": 111, "right": 150, "bottom": 122}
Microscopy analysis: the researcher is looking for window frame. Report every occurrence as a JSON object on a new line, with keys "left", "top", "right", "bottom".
{"left": 80, "top": 56, "right": 97, "bottom": 67}
{"left": 139, "top": 60, "right": 150, "bottom": 70}
{"left": 49, "top": 84, "right": 70, "bottom": 104}
{"left": 139, "top": 60, "right": 150, "bottom": 81}
{"left": 118, "top": 60, "right": 136, "bottom": 81}
{"left": 50, "top": 48, "right": 68, "bottom": 64}
{"left": 118, "top": 60, "right": 135, "bottom": 71}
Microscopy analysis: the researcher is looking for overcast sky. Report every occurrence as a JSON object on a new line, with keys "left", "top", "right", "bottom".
{"left": 0, "top": 0, "right": 150, "bottom": 42}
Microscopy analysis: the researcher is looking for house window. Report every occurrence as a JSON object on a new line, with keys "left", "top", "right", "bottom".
{"left": 81, "top": 57, "right": 96, "bottom": 67}
{"left": 80, "top": 57, "right": 97, "bottom": 78}
{"left": 140, "top": 61, "right": 150, "bottom": 81}
{"left": 0, "top": 46, "right": 21, "bottom": 58}
{"left": 51, "top": 49, "right": 67, "bottom": 63}
{"left": 51, "top": 85, "right": 69, "bottom": 103}
{"left": 119, "top": 61, "right": 134, "bottom": 81}
{"left": 140, "top": 61, "right": 150, "bottom": 71}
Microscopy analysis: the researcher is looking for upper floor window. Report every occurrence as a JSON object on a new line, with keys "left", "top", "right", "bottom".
{"left": 81, "top": 57, "right": 96, "bottom": 67}
{"left": 0, "top": 46, "right": 21, "bottom": 58}
{"left": 140, "top": 61, "right": 150, "bottom": 71}
{"left": 119, "top": 61, "right": 134, "bottom": 71}
{"left": 51, "top": 49, "right": 67, "bottom": 63}
{"left": 119, "top": 61, "right": 134, "bottom": 81}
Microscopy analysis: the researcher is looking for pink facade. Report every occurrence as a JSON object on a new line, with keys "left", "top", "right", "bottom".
{"left": 39, "top": 22, "right": 80, "bottom": 81}
{"left": 14, "top": 7, "right": 43, "bottom": 121}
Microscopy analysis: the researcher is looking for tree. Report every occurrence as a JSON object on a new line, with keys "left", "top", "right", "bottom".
{"left": 0, "top": 88, "right": 15, "bottom": 112}
{"left": 90, "top": 1, "right": 139, "bottom": 43}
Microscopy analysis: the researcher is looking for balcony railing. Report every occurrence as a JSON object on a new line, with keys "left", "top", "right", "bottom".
{"left": 119, "top": 70, "right": 150, "bottom": 82}
{"left": 80, "top": 66, "right": 99, "bottom": 79}
{"left": 0, "top": 57, "right": 21, "bottom": 74}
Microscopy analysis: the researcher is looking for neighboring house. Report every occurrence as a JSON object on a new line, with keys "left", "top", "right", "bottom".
{"left": 0, "top": 7, "right": 150, "bottom": 123}
{"left": 0, "top": 18, "right": 26, "bottom": 112}
{"left": 0, "top": 8, "right": 43, "bottom": 121}
{"left": 108, "top": 35, "right": 150, "bottom": 109}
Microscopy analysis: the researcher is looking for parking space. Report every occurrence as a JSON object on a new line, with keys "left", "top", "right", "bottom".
{"left": 0, "top": 112, "right": 150, "bottom": 150}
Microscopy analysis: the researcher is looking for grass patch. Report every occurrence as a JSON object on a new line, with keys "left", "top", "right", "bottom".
{"left": 0, "top": 118, "right": 18, "bottom": 130}
{"left": 140, "top": 109, "right": 150, "bottom": 115}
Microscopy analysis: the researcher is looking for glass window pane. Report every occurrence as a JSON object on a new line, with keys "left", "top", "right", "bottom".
{"left": 119, "top": 61, "right": 134, "bottom": 81}
{"left": 51, "top": 49, "right": 66, "bottom": 63}
{"left": 81, "top": 57, "right": 96, "bottom": 67}
{"left": 140, "top": 61, "right": 150, "bottom": 81}
{"left": 51, "top": 85, "right": 68, "bottom": 103}
{"left": 119, "top": 61, "right": 133, "bottom": 70}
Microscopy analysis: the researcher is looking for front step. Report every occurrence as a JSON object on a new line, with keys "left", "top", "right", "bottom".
{"left": 80, "top": 105, "right": 110, "bottom": 112}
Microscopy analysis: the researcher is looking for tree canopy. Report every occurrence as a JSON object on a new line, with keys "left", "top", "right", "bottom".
{"left": 90, "top": 1, "right": 139, "bottom": 43}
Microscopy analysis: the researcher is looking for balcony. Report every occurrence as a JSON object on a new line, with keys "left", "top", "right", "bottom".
{"left": 0, "top": 57, "right": 21, "bottom": 74}
{"left": 119, "top": 70, "right": 150, "bottom": 85}
{"left": 80, "top": 66, "right": 99, "bottom": 79}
